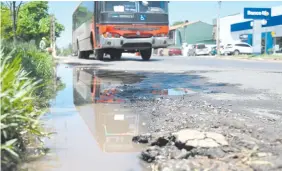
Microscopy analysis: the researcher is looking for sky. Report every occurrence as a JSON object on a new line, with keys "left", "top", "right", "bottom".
{"left": 48, "top": 1, "right": 282, "bottom": 48}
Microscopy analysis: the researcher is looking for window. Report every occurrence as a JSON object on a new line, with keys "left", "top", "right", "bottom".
{"left": 104, "top": 1, "right": 136, "bottom": 12}
{"left": 168, "top": 30, "right": 174, "bottom": 39}
{"left": 73, "top": 2, "right": 94, "bottom": 30}
{"left": 235, "top": 44, "right": 249, "bottom": 47}
{"left": 275, "top": 37, "right": 282, "bottom": 53}
{"left": 196, "top": 44, "right": 206, "bottom": 49}
{"left": 103, "top": 1, "right": 168, "bottom": 13}
{"left": 139, "top": 1, "right": 168, "bottom": 13}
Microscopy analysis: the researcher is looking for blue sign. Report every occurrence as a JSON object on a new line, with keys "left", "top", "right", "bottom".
{"left": 244, "top": 8, "right": 271, "bottom": 19}
{"left": 140, "top": 14, "right": 146, "bottom": 21}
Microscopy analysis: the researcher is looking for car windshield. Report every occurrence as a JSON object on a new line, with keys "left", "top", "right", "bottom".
{"left": 104, "top": 1, "right": 167, "bottom": 13}
{"left": 139, "top": 1, "right": 168, "bottom": 13}
{"left": 197, "top": 44, "right": 206, "bottom": 49}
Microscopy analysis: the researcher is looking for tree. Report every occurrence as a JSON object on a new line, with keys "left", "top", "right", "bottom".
{"left": 0, "top": 3, "right": 13, "bottom": 40}
{"left": 3, "top": 1, "right": 24, "bottom": 43}
{"left": 172, "top": 21, "right": 184, "bottom": 26}
{"left": 16, "top": 1, "right": 64, "bottom": 45}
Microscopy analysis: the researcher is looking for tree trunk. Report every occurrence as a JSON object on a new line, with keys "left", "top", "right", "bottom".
{"left": 12, "top": 1, "right": 16, "bottom": 44}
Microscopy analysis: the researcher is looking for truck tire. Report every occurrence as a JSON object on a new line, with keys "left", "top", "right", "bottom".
{"left": 94, "top": 49, "right": 104, "bottom": 60}
{"left": 140, "top": 49, "right": 152, "bottom": 61}
{"left": 110, "top": 50, "right": 122, "bottom": 60}
{"left": 78, "top": 50, "right": 83, "bottom": 59}
{"left": 78, "top": 50, "right": 90, "bottom": 59}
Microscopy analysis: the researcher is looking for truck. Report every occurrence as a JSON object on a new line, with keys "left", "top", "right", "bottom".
{"left": 72, "top": 1, "right": 170, "bottom": 61}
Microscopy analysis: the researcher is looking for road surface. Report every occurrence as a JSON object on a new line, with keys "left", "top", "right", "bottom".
{"left": 25, "top": 55, "right": 282, "bottom": 171}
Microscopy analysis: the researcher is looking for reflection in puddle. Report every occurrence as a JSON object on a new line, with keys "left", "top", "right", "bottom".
{"left": 73, "top": 68, "right": 147, "bottom": 153}
{"left": 75, "top": 104, "right": 146, "bottom": 153}
{"left": 29, "top": 65, "right": 229, "bottom": 171}
{"left": 73, "top": 68, "right": 205, "bottom": 106}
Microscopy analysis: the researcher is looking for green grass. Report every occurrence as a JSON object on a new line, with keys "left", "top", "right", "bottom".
{"left": 248, "top": 54, "right": 282, "bottom": 59}
{"left": 220, "top": 54, "right": 282, "bottom": 60}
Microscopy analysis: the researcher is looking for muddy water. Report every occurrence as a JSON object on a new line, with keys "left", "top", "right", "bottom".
{"left": 25, "top": 64, "right": 149, "bottom": 171}
{"left": 25, "top": 64, "right": 230, "bottom": 171}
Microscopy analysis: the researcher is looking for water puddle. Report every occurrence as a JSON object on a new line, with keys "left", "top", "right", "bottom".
{"left": 73, "top": 67, "right": 226, "bottom": 105}
{"left": 26, "top": 64, "right": 231, "bottom": 171}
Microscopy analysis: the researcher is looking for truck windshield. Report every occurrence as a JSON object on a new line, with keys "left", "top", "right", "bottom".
{"left": 105, "top": 1, "right": 137, "bottom": 12}
{"left": 139, "top": 1, "right": 168, "bottom": 13}
{"left": 104, "top": 1, "right": 167, "bottom": 13}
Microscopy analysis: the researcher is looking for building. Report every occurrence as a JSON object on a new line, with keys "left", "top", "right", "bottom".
{"left": 169, "top": 21, "right": 215, "bottom": 47}
{"left": 214, "top": 5, "right": 282, "bottom": 53}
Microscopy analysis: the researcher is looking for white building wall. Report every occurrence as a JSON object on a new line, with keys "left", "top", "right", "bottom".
{"left": 219, "top": 5, "right": 282, "bottom": 45}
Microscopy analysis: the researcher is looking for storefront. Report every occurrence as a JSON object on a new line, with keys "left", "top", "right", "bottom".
{"left": 216, "top": 5, "right": 282, "bottom": 54}
{"left": 231, "top": 14, "right": 282, "bottom": 53}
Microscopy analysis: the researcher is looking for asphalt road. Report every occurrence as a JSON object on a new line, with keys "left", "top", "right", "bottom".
{"left": 57, "top": 54, "right": 282, "bottom": 95}
{"left": 27, "top": 55, "right": 282, "bottom": 171}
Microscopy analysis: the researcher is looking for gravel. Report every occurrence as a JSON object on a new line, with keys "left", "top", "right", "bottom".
{"left": 129, "top": 94, "right": 282, "bottom": 171}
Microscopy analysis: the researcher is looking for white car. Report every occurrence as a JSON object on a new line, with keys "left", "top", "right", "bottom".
{"left": 224, "top": 42, "right": 253, "bottom": 55}
{"left": 188, "top": 44, "right": 209, "bottom": 56}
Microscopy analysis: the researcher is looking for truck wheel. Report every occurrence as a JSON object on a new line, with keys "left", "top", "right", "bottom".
{"left": 78, "top": 50, "right": 83, "bottom": 59}
{"left": 140, "top": 49, "right": 152, "bottom": 61}
{"left": 110, "top": 50, "right": 122, "bottom": 60}
{"left": 94, "top": 49, "right": 104, "bottom": 60}
{"left": 84, "top": 51, "right": 90, "bottom": 59}
{"left": 77, "top": 42, "right": 82, "bottom": 59}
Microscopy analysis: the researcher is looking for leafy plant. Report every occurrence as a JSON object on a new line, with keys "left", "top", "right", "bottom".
{"left": 1, "top": 49, "right": 47, "bottom": 170}
{"left": 2, "top": 41, "right": 58, "bottom": 107}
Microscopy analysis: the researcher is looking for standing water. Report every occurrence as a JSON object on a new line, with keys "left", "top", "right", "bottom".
{"left": 25, "top": 64, "right": 148, "bottom": 171}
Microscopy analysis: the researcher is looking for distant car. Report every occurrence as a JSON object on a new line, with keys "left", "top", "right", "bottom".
{"left": 188, "top": 44, "right": 209, "bottom": 56}
{"left": 210, "top": 46, "right": 225, "bottom": 55}
{"left": 168, "top": 47, "right": 182, "bottom": 56}
{"left": 205, "top": 44, "right": 216, "bottom": 54}
{"left": 224, "top": 42, "right": 252, "bottom": 55}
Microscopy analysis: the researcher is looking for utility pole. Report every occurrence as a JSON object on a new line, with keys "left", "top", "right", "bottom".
{"left": 50, "top": 14, "right": 56, "bottom": 57}
{"left": 216, "top": 1, "right": 221, "bottom": 56}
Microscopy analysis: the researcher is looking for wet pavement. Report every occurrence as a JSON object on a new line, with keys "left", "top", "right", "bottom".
{"left": 25, "top": 64, "right": 232, "bottom": 171}
{"left": 24, "top": 57, "right": 282, "bottom": 171}
{"left": 25, "top": 64, "right": 149, "bottom": 171}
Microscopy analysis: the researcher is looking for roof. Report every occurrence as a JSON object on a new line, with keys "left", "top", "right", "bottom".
{"left": 169, "top": 21, "right": 200, "bottom": 30}
{"left": 169, "top": 21, "right": 214, "bottom": 31}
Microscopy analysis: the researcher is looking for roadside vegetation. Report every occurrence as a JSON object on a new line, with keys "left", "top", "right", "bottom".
{"left": 58, "top": 43, "right": 73, "bottom": 56}
{"left": 219, "top": 54, "right": 282, "bottom": 61}
{"left": 1, "top": 1, "right": 65, "bottom": 171}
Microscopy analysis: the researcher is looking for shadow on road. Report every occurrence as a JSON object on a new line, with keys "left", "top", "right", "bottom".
{"left": 101, "top": 56, "right": 163, "bottom": 62}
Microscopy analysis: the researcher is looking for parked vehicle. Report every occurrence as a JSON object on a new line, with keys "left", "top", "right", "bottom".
{"left": 168, "top": 47, "right": 182, "bottom": 56}
{"left": 205, "top": 44, "right": 216, "bottom": 54}
{"left": 187, "top": 44, "right": 209, "bottom": 56}
{"left": 224, "top": 42, "right": 252, "bottom": 55}
{"left": 210, "top": 45, "right": 225, "bottom": 55}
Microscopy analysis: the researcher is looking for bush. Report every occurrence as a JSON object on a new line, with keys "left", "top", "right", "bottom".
{"left": 2, "top": 41, "right": 57, "bottom": 107}
{"left": 1, "top": 50, "right": 47, "bottom": 170}
{"left": 1, "top": 42, "right": 65, "bottom": 170}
